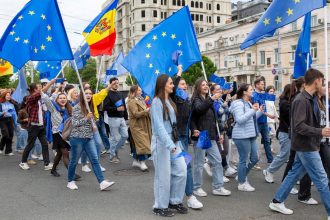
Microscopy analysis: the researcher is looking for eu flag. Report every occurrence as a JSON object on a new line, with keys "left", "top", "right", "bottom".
{"left": 210, "top": 74, "right": 226, "bottom": 87}
{"left": 0, "top": 0, "right": 73, "bottom": 69}
{"left": 102, "top": 52, "right": 127, "bottom": 86}
{"left": 36, "top": 61, "right": 62, "bottom": 80}
{"left": 293, "top": 13, "right": 312, "bottom": 79}
{"left": 240, "top": 0, "right": 326, "bottom": 50}
{"left": 12, "top": 69, "right": 28, "bottom": 104}
{"left": 71, "top": 43, "right": 90, "bottom": 70}
{"left": 121, "top": 6, "right": 201, "bottom": 97}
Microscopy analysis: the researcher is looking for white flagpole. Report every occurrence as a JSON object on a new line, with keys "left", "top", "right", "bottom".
{"left": 95, "top": 55, "right": 104, "bottom": 93}
{"left": 201, "top": 61, "right": 223, "bottom": 151}
{"left": 324, "top": 5, "right": 329, "bottom": 127}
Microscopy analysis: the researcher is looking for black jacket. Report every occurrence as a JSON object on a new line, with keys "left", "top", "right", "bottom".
{"left": 278, "top": 97, "right": 290, "bottom": 133}
{"left": 103, "top": 90, "right": 128, "bottom": 119}
{"left": 191, "top": 95, "right": 217, "bottom": 140}
{"left": 291, "top": 90, "right": 322, "bottom": 152}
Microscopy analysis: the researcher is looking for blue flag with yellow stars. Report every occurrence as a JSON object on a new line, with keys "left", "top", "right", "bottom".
{"left": 293, "top": 13, "right": 312, "bottom": 79}
{"left": 71, "top": 43, "right": 90, "bottom": 70}
{"left": 240, "top": 0, "right": 326, "bottom": 50}
{"left": 121, "top": 6, "right": 201, "bottom": 97}
{"left": 36, "top": 61, "right": 62, "bottom": 80}
{"left": 210, "top": 74, "right": 226, "bottom": 87}
{"left": 0, "top": 0, "right": 73, "bottom": 69}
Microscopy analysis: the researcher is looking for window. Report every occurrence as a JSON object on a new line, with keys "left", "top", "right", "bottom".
{"left": 274, "top": 75, "right": 280, "bottom": 91}
{"left": 195, "top": 1, "right": 198, "bottom": 8}
{"left": 164, "top": 0, "right": 167, "bottom": 4}
{"left": 164, "top": 12, "right": 167, "bottom": 18}
{"left": 260, "top": 51, "right": 265, "bottom": 65}
{"left": 153, "top": 10, "right": 157, "bottom": 18}
{"left": 217, "top": 16, "right": 220, "bottom": 23}
{"left": 200, "top": 14, "right": 203, "bottom": 21}
{"left": 208, "top": 16, "right": 212, "bottom": 23}
{"left": 200, "top": 27, "right": 204, "bottom": 33}
{"left": 142, "top": 24, "right": 146, "bottom": 31}
{"left": 274, "top": 48, "right": 279, "bottom": 64}
{"left": 291, "top": 45, "right": 296, "bottom": 61}
{"left": 267, "top": 57, "right": 271, "bottom": 66}
{"left": 312, "top": 15, "right": 318, "bottom": 27}
{"left": 196, "top": 14, "right": 199, "bottom": 21}
{"left": 199, "top": 2, "right": 203, "bottom": 8}
{"left": 291, "top": 21, "right": 297, "bottom": 31}
{"left": 247, "top": 53, "right": 251, "bottom": 66}
{"left": 217, "top": 4, "right": 220, "bottom": 10}
{"left": 191, "top": 1, "right": 194, "bottom": 7}
{"left": 191, "top": 14, "right": 194, "bottom": 20}
{"left": 311, "top": 42, "right": 317, "bottom": 59}
{"left": 141, "top": 10, "right": 145, "bottom": 17}
{"left": 178, "top": 0, "right": 181, "bottom": 6}
{"left": 208, "top": 4, "right": 211, "bottom": 10}
{"left": 182, "top": 0, "right": 185, "bottom": 5}
{"left": 141, "top": 0, "right": 145, "bottom": 3}
{"left": 153, "top": 0, "right": 157, "bottom": 3}
{"left": 172, "top": 0, "right": 176, "bottom": 5}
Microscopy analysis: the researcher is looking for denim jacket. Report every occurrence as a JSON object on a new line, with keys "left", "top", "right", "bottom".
{"left": 150, "top": 98, "right": 176, "bottom": 151}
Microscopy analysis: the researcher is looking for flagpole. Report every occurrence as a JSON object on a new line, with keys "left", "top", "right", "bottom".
{"left": 200, "top": 61, "right": 223, "bottom": 151}
{"left": 324, "top": 5, "right": 329, "bottom": 127}
{"left": 95, "top": 55, "right": 105, "bottom": 93}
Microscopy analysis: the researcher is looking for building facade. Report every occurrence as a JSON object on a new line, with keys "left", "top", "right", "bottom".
{"left": 232, "top": 0, "right": 270, "bottom": 21}
{"left": 197, "top": 6, "right": 330, "bottom": 91}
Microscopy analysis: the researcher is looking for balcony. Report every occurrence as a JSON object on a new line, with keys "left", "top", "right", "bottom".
{"left": 218, "top": 65, "right": 257, "bottom": 76}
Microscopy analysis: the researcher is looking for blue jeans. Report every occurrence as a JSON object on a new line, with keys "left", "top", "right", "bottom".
{"left": 258, "top": 122, "right": 273, "bottom": 163}
{"left": 68, "top": 137, "right": 104, "bottom": 183}
{"left": 267, "top": 132, "right": 291, "bottom": 174}
{"left": 179, "top": 135, "right": 193, "bottom": 197}
{"left": 193, "top": 140, "right": 224, "bottom": 190}
{"left": 152, "top": 137, "right": 187, "bottom": 209}
{"left": 108, "top": 117, "right": 128, "bottom": 158}
{"left": 16, "top": 126, "right": 28, "bottom": 151}
{"left": 274, "top": 151, "right": 330, "bottom": 215}
{"left": 81, "top": 131, "right": 102, "bottom": 165}
{"left": 233, "top": 137, "right": 259, "bottom": 183}
{"left": 96, "top": 117, "right": 111, "bottom": 151}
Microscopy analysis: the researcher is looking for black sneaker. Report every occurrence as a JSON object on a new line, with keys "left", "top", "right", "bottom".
{"left": 168, "top": 203, "right": 188, "bottom": 214}
{"left": 50, "top": 170, "right": 60, "bottom": 177}
{"left": 74, "top": 174, "right": 81, "bottom": 181}
{"left": 153, "top": 208, "right": 175, "bottom": 217}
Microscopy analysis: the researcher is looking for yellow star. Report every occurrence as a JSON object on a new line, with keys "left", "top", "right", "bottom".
{"left": 171, "top": 34, "right": 176, "bottom": 39}
{"left": 168, "top": 67, "right": 172, "bottom": 72}
{"left": 47, "top": 25, "right": 51, "bottom": 31}
{"left": 51, "top": 66, "right": 54, "bottom": 69}
{"left": 152, "top": 35, "right": 157, "bottom": 40}
{"left": 287, "top": 8, "right": 293, "bottom": 16}
{"left": 162, "top": 32, "right": 167, "bottom": 37}
{"left": 23, "top": 39, "right": 29, "bottom": 44}
{"left": 34, "top": 48, "right": 38, "bottom": 53}
{"left": 56, "top": 67, "right": 59, "bottom": 69}
{"left": 41, "top": 44, "right": 46, "bottom": 50}
{"left": 298, "top": 53, "right": 302, "bottom": 57}
{"left": 12, "top": 24, "right": 16, "bottom": 28}
{"left": 28, "top": 11, "right": 35, "bottom": 16}
{"left": 9, "top": 31, "right": 15, "bottom": 36}
{"left": 146, "top": 54, "right": 150, "bottom": 59}
{"left": 149, "top": 63, "right": 153, "bottom": 68}
{"left": 263, "top": 18, "right": 270, "bottom": 26}
{"left": 275, "top": 16, "right": 282, "bottom": 24}
{"left": 155, "top": 70, "right": 160, "bottom": 75}
{"left": 47, "top": 64, "right": 50, "bottom": 67}
{"left": 46, "top": 35, "right": 52, "bottom": 42}
{"left": 41, "top": 14, "right": 46, "bottom": 20}
{"left": 177, "top": 41, "right": 182, "bottom": 47}
{"left": 294, "top": 0, "right": 300, "bottom": 3}
{"left": 14, "top": 37, "right": 20, "bottom": 42}
{"left": 146, "top": 43, "right": 151, "bottom": 49}
{"left": 18, "top": 15, "right": 23, "bottom": 20}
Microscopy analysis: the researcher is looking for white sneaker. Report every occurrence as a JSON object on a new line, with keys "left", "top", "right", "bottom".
{"left": 212, "top": 187, "right": 231, "bottom": 196}
{"left": 37, "top": 155, "right": 43, "bottom": 161}
{"left": 203, "top": 163, "right": 212, "bottom": 177}
{"left": 19, "top": 162, "right": 30, "bottom": 170}
{"left": 100, "top": 180, "right": 115, "bottom": 191}
{"left": 5, "top": 152, "right": 14, "bottom": 156}
{"left": 290, "top": 187, "right": 298, "bottom": 195}
{"left": 31, "top": 154, "right": 38, "bottom": 159}
{"left": 223, "top": 176, "right": 230, "bottom": 183}
{"left": 269, "top": 202, "right": 293, "bottom": 215}
{"left": 44, "top": 163, "right": 53, "bottom": 171}
{"left": 78, "top": 158, "right": 82, "bottom": 164}
{"left": 140, "top": 161, "right": 148, "bottom": 171}
{"left": 82, "top": 165, "right": 92, "bottom": 173}
{"left": 299, "top": 198, "right": 318, "bottom": 205}
{"left": 67, "top": 181, "right": 78, "bottom": 190}
{"left": 132, "top": 160, "right": 141, "bottom": 168}
{"left": 238, "top": 181, "right": 255, "bottom": 192}
{"left": 225, "top": 166, "right": 237, "bottom": 177}
{"left": 263, "top": 170, "right": 274, "bottom": 183}
{"left": 187, "top": 195, "right": 203, "bottom": 209}
{"left": 193, "top": 188, "right": 207, "bottom": 197}
{"left": 100, "top": 165, "right": 106, "bottom": 172}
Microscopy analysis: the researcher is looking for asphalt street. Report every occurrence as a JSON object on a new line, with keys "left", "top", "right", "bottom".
{"left": 0, "top": 139, "right": 327, "bottom": 220}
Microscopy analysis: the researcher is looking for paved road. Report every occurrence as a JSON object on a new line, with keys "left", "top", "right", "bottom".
{"left": 0, "top": 140, "right": 327, "bottom": 220}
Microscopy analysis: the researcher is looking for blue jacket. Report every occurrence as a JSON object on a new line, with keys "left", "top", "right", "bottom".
{"left": 150, "top": 98, "right": 177, "bottom": 151}
{"left": 230, "top": 99, "right": 262, "bottom": 139}
{"left": 252, "top": 91, "right": 267, "bottom": 123}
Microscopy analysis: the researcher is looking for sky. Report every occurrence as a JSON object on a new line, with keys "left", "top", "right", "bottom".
{"left": 0, "top": 0, "right": 247, "bottom": 49}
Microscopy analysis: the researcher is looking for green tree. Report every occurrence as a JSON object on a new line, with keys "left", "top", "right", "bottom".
{"left": 0, "top": 75, "right": 11, "bottom": 88}
{"left": 181, "top": 56, "right": 217, "bottom": 86}
{"left": 125, "top": 74, "right": 137, "bottom": 86}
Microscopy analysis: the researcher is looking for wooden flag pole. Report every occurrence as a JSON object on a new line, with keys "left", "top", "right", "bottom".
{"left": 324, "top": 5, "right": 329, "bottom": 127}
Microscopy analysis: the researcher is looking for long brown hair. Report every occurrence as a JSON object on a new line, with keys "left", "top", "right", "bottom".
{"left": 279, "top": 84, "right": 291, "bottom": 101}
{"left": 154, "top": 74, "right": 177, "bottom": 119}
{"left": 128, "top": 85, "right": 139, "bottom": 100}
{"left": 191, "top": 78, "right": 208, "bottom": 101}
{"left": 79, "top": 89, "right": 95, "bottom": 116}
{"left": 55, "top": 93, "right": 72, "bottom": 116}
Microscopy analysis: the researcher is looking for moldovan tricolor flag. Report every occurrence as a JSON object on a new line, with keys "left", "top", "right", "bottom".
{"left": 83, "top": 0, "right": 118, "bottom": 56}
